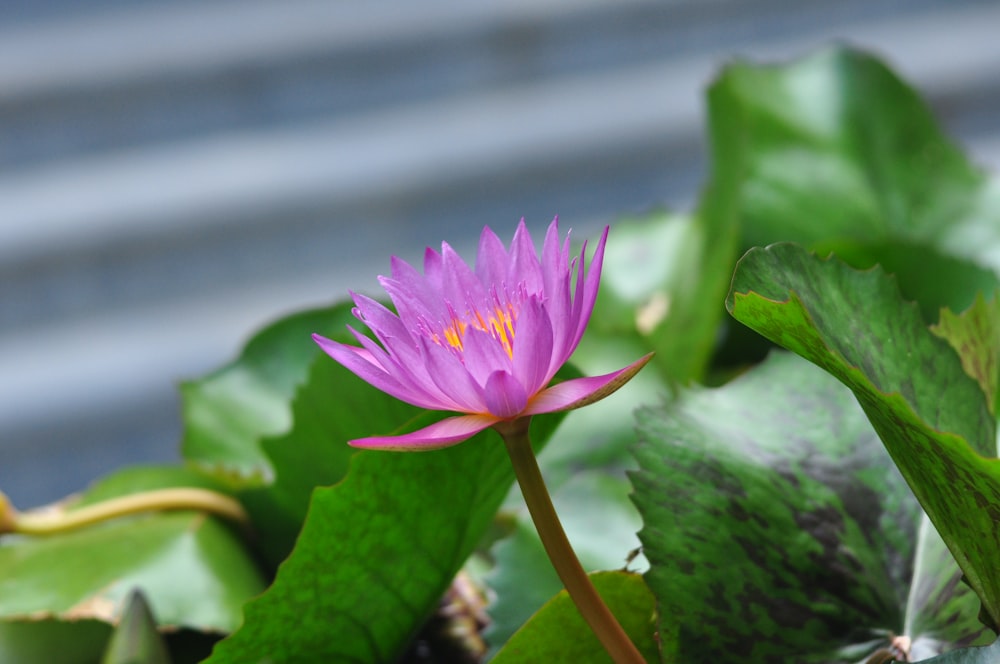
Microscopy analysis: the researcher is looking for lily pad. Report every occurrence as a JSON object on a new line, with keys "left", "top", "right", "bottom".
{"left": 707, "top": 46, "right": 1000, "bottom": 319}
{"left": 205, "top": 405, "right": 565, "bottom": 663}
{"left": 727, "top": 243, "right": 1000, "bottom": 631}
{"left": 491, "top": 571, "right": 660, "bottom": 664}
{"left": 631, "top": 352, "right": 989, "bottom": 661}
{"left": 180, "top": 303, "right": 356, "bottom": 487}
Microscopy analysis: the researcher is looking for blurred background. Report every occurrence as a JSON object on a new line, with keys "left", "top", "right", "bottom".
{"left": 2, "top": 0, "right": 999, "bottom": 507}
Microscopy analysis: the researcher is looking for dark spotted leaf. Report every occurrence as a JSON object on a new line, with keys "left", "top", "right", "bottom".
{"left": 631, "top": 352, "right": 989, "bottom": 662}
{"left": 727, "top": 243, "right": 1000, "bottom": 631}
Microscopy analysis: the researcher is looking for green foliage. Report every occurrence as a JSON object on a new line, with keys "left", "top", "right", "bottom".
{"left": 206, "top": 415, "right": 565, "bottom": 663}
{"left": 10, "top": 42, "right": 1000, "bottom": 663}
{"left": 0, "top": 466, "right": 266, "bottom": 663}
{"left": 180, "top": 304, "right": 358, "bottom": 487}
{"left": 632, "top": 352, "right": 990, "bottom": 662}
{"left": 491, "top": 571, "right": 662, "bottom": 663}
{"left": 728, "top": 245, "right": 1000, "bottom": 633}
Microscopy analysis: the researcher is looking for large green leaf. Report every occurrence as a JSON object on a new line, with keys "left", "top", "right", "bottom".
{"left": 491, "top": 571, "right": 661, "bottom": 663}
{"left": 929, "top": 294, "right": 1000, "bottom": 414}
{"left": 205, "top": 407, "right": 565, "bottom": 663}
{"left": 180, "top": 304, "right": 356, "bottom": 487}
{"left": 599, "top": 208, "right": 738, "bottom": 384}
{"left": 708, "top": 47, "right": 1000, "bottom": 319}
{"left": 631, "top": 352, "right": 989, "bottom": 662}
{"left": 239, "top": 353, "right": 427, "bottom": 565}
{"left": 0, "top": 475, "right": 264, "bottom": 635}
{"left": 726, "top": 243, "right": 1000, "bottom": 631}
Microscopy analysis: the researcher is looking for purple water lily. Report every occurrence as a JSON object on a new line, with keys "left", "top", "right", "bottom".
{"left": 313, "top": 217, "right": 651, "bottom": 450}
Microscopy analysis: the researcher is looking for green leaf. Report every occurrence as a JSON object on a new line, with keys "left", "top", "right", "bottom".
{"left": 930, "top": 294, "right": 1000, "bottom": 414}
{"left": 726, "top": 243, "right": 1000, "bottom": 631}
{"left": 490, "top": 571, "right": 661, "bottom": 664}
{"left": 205, "top": 414, "right": 565, "bottom": 664}
{"left": 0, "top": 621, "right": 111, "bottom": 664}
{"left": 180, "top": 303, "right": 356, "bottom": 487}
{"left": 0, "top": 467, "right": 266, "bottom": 635}
{"left": 916, "top": 639, "right": 1000, "bottom": 663}
{"left": 708, "top": 46, "right": 1000, "bottom": 318}
{"left": 100, "top": 590, "right": 171, "bottom": 664}
{"left": 631, "top": 352, "right": 989, "bottom": 662}
{"left": 599, "top": 209, "right": 738, "bottom": 383}
{"left": 240, "top": 353, "right": 426, "bottom": 565}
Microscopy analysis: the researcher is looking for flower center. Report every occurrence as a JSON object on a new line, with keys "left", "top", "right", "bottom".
{"left": 438, "top": 300, "right": 518, "bottom": 359}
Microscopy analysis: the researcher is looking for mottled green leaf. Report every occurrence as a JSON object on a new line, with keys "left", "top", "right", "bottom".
{"left": 205, "top": 412, "right": 564, "bottom": 664}
{"left": 491, "top": 571, "right": 660, "bottom": 664}
{"left": 708, "top": 46, "right": 1000, "bottom": 319}
{"left": 930, "top": 294, "right": 1000, "bottom": 414}
{"left": 916, "top": 639, "right": 1000, "bottom": 663}
{"left": 632, "top": 352, "right": 988, "bottom": 661}
{"left": 180, "top": 304, "right": 356, "bottom": 487}
{"left": 726, "top": 243, "right": 1000, "bottom": 631}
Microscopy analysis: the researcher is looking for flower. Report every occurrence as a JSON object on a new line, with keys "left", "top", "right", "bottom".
{"left": 313, "top": 217, "right": 651, "bottom": 450}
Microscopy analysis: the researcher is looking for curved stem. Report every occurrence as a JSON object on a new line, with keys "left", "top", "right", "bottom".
{"left": 496, "top": 418, "right": 646, "bottom": 664}
{"left": 1, "top": 488, "right": 250, "bottom": 536}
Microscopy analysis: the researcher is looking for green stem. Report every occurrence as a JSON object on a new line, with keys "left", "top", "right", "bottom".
{"left": 0, "top": 488, "right": 250, "bottom": 536}
{"left": 496, "top": 418, "right": 646, "bottom": 664}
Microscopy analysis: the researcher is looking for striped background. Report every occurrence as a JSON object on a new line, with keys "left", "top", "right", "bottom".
{"left": 2, "top": 0, "right": 999, "bottom": 506}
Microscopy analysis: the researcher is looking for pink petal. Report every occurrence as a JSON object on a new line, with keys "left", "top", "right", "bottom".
{"left": 570, "top": 226, "right": 609, "bottom": 350}
{"left": 541, "top": 217, "right": 569, "bottom": 294}
{"left": 475, "top": 224, "right": 509, "bottom": 286}
{"left": 423, "top": 246, "right": 443, "bottom": 289}
{"left": 312, "top": 333, "right": 445, "bottom": 410}
{"left": 523, "top": 353, "right": 654, "bottom": 415}
{"left": 483, "top": 370, "right": 528, "bottom": 418}
{"left": 418, "top": 335, "right": 488, "bottom": 412}
{"left": 507, "top": 219, "right": 543, "bottom": 294}
{"left": 542, "top": 270, "right": 573, "bottom": 368}
{"left": 349, "top": 414, "right": 499, "bottom": 450}
{"left": 440, "top": 241, "right": 487, "bottom": 311}
{"left": 461, "top": 324, "right": 514, "bottom": 386}
{"left": 511, "top": 295, "right": 555, "bottom": 395}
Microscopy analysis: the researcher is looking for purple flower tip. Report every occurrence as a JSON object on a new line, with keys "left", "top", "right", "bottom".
{"left": 314, "top": 217, "right": 649, "bottom": 450}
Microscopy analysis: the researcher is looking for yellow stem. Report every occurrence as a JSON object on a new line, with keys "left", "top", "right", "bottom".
{"left": 1, "top": 488, "right": 249, "bottom": 536}
{"left": 496, "top": 418, "right": 646, "bottom": 664}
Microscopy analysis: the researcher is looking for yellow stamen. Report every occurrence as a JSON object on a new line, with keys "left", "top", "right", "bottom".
{"left": 438, "top": 304, "right": 517, "bottom": 359}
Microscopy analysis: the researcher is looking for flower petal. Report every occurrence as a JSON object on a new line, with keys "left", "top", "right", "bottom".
{"left": 570, "top": 226, "right": 610, "bottom": 350}
{"left": 418, "top": 335, "right": 488, "bottom": 412}
{"left": 461, "top": 324, "right": 514, "bottom": 386}
{"left": 440, "top": 241, "right": 487, "bottom": 312}
{"left": 507, "top": 219, "right": 543, "bottom": 294}
{"left": 312, "top": 333, "right": 445, "bottom": 409}
{"left": 484, "top": 370, "right": 528, "bottom": 418}
{"left": 511, "top": 295, "right": 555, "bottom": 395}
{"left": 475, "top": 224, "right": 509, "bottom": 286}
{"left": 349, "top": 414, "right": 499, "bottom": 450}
{"left": 523, "top": 353, "right": 654, "bottom": 415}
